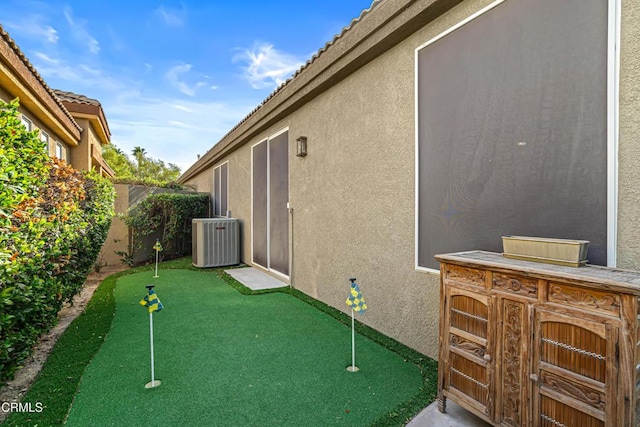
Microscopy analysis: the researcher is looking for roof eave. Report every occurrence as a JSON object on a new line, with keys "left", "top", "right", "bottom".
{"left": 178, "top": 0, "right": 462, "bottom": 183}
{"left": 0, "top": 25, "right": 82, "bottom": 142}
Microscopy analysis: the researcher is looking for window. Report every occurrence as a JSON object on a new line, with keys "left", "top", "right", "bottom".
{"left": 40, "top": 131, "right": 50, "bottom": 153}
{"left": 415, "top": 0, "right": 612, "bottom": 270}
{"left": 213, "top": 162, "right": 228, "bottom": 217}
{"left": 21, "top": 115, "right": 32, "bottom": 131}
{"left": 56, "top": 142, "right": 66, "bottom": 161}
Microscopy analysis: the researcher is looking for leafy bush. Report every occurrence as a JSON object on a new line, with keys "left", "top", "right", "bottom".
{"left": 121, "top": 192, "right": 209, "bottom": 263}
{"left": 0, "top": 99, "right": 115, "bottom": 384}
{"left": 111, "top": 178, "right": 186, "bottom": 190}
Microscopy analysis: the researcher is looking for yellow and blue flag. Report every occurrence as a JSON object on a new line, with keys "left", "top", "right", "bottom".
{"left": 140, "top": 288, "right": 164, "bottom": 313}
{"left": 153, "top": 240, "right": 163, "bottom": 252}
{"left": 346, "top": 282, "right": 367, "bottom": 314}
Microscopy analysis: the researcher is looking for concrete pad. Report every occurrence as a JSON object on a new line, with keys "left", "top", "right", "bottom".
{"left": 408, "top": 400, "right": 492, "bottom": 427}
{"left": 224, "top": 267, "right": 288, "bottom": 291}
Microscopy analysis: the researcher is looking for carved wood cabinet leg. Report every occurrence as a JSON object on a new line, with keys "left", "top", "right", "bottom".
{"left": 438, "top": 396, "right": 447, "bottom": 413}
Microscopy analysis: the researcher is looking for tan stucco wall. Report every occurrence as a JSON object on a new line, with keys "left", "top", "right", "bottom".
{"left": 100, "top": 184, "right": 130, "bottom": 266}
{"left": 285, "top": 0, "right": 499, "bottom": 358}
{"left": 182, "top": 0, "right": 640, "bottom": 359}
{"left": 222, "top": 149, "right": 252, "bottom": 264}
{"left": 68, "top": 117, "right": 95, "bottom": 171}
{"left": 617, "top": 0, "right": 640, "bottom": 270}
{"left": 185, "top": 167, "right": 213, "bottom": 195}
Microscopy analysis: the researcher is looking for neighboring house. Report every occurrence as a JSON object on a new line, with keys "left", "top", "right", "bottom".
{"left": 54, "top": 90, "right": 114, "bottom": 178}
{"left": 0, "top": 24, "right": 114, "bottom": 178}
{"left": 178, "top": 0, "right": 639, "bottom": 359}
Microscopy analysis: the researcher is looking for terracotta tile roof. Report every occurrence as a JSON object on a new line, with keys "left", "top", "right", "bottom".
{"left": 212, "top": 0, "right": 383, "bottom": 149}
{"left": 0, "top": 24, "right": 82, "bottom": 133}
{"left": 52, "top": 89, "right": 102, "bottom": 107}
{"left": 53, "top": 89, "right": 111, "bottom": 144}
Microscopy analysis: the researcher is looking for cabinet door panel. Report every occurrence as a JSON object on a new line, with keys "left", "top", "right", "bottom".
{"left": 443, "top": 290, "right": 494, "bottom": 418}
{"left": 532, "top": 308, "right": 612, "bottom": 427}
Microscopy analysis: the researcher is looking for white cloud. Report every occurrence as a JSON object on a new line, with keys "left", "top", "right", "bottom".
{"left": 174, "top": 105, "right": 193, "bottom": 113}
{"left": 79, "top": 64, "right": 101, "bottom": 75}
{"left": 63, "top": 7, "right": 100, "bottom": 54}
{"left": 165, "top": 63, "right": 208, "bottom": 97}
{"left": 107, "top": 95, "right": 256, "bottom": 172}
{"left": 234, "top": 42, "right": 305, "bottom": 89}
{"left": 5, "top": 15, "right": 59, "bottom": 43}
{"left": 34, "top": 51, "right": 59, "bottom": 64}
{"left": 154, "top": 5, "right": 187, "bottom": 27}
{"left": 32, "top": 51, "right": 126, "bottom": 91}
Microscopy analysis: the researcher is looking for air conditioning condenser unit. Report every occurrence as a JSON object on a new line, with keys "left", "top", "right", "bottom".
{"left": 192, "top": 218, "right": 240, "bottom": 268}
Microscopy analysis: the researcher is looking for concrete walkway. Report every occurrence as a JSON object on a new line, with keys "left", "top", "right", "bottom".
{"left": 408, "top": 400, "right": 491, "bottom": 426}
{"left": 224, "top": 266, "right": 289, "bottom": 290}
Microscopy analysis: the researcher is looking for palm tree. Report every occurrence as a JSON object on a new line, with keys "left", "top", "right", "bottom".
{"left": 132, "top": 146, "right": 147, "bottom": 167}
{"left": 132, "top": 146, "right": 147, "bottom": 179}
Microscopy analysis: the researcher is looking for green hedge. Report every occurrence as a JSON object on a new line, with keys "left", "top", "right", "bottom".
{"left": 0, "top": 99, "right": 115, "bottom": 384}
{"left": 122, "top": 192, "right": 210, "bottom": 263}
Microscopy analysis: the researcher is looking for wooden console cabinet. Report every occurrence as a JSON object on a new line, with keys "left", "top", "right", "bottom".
{"left": 435, "top": 251, "right": 640, "bottom": 427}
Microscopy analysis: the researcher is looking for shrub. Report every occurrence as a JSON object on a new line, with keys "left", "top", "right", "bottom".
{"left": 0, "top": 99, "right": 115, "bottom": 384}
{"left": 122, "top": 192, "right": 210, "bottom": 262}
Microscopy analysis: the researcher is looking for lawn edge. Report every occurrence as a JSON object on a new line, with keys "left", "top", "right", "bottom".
{"left": 215, "top": 268, "right": 438, "bottom": 427}
{"left": 2, "top": 259, "right": 437, "bottom": 427}
{"left": 1, "top": 265, "right": 148, "bottom": 426}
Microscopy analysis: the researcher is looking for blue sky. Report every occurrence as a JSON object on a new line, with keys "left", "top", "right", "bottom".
{"left": 0, "top": 0, "right": 373, "bottom": 172}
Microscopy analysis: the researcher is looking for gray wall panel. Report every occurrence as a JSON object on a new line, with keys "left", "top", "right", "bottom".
{"left": 213, "top": 166, "right": 221, "bottom": 216}
{"left": 417, "top": 0, "right": 608, "bottom": 269}
{"left": 269, "top": 132, "right": 289, "bottom": 276}
{"left": 252, "top": 141, "right": 268, "bottom": 267}
{"left": 221, "top": 163, "right": 228, "bottom": 216}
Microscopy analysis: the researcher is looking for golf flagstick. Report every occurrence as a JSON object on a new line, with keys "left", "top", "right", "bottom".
{"left": 140, "top": 284, "right": 163, "bottom": 388}
{"left": 347, "top": 307, "right": 358, "bottom": 372}
{"left": 153, "top": 240, "right": 162, "bottom": 278}
{"left": 346, "top": 278, "right": 366, "bottom": 372}
{"left": 154, "top": 250, "right": 159, "bottom": 278}
{"left": 148, "top": 309, "right": 158, "bottom": 388}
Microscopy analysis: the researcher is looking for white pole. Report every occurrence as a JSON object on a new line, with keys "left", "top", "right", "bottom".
{"left": 154, "top": 249, "right": 159, "bottom": 278}
{"left": 351, "top": 308, "right": 356, "bottom": 368}
{"left": 149, "top": 311, "right": 155, "bottom": 384}
{"left": 346, "top": 308, "right": 359, "bottom": 372}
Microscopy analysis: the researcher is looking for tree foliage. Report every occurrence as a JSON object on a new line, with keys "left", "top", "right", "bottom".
{"left": 0, "top": 99, "right": 115, "bottom": 384}
{"left": 103, "top": 143, "right": 181, "bottom": 186}
{"left": 102, "top": 144, "right": 135, "bottom": 180}
{"left": 121, "top": 192, "right": 210, "bottom": 264}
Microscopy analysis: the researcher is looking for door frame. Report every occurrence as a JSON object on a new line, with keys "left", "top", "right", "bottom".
{"left": 250, "top": 127, "right": 290, "bottom": 279}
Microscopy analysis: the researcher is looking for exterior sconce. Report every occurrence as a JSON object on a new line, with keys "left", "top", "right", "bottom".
{"left": 296, "top": 136, "right": 308, "bottom": 157}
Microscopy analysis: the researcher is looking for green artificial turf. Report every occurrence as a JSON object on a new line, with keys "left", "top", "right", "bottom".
{"left": 3, "top": 258, "right": 437, "bottom": 426}
{"left": 2, "top": 269, "right": 122, "bottom": 427}
{"left": 60, "top": 270, "right": 423, "bottom": 426}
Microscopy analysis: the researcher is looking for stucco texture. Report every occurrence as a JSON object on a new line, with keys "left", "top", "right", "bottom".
{"left": 69, "top": 118, "right": 93, "bottom": 170}
{"left": 287, "top": 0, "right": 498, "bottom": 359}
{"left": 617, "top": 0, "right": 640, "bottom": 270}
{"left": 183, "top": 0, "right": 497, "bottom": 358}
{"left": 100, "top": 184, "right": 130, "bottom": 266}
{"left": 182, "top": 0, "right": 638, "bottom": 359}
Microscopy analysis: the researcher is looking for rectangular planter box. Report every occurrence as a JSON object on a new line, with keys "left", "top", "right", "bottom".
{"left": 502, "top": 236, "right": 589, "bottom": 267}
